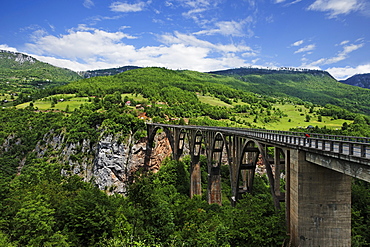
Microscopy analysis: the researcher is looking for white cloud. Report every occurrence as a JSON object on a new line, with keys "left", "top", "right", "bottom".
{"left": 88, "top": 15, "right": 123, "bottom": 23}
{"left": 83, "top": 0, "right": 94, "bottom": 9}
{"left": 326, "top": 64, "right": 370, "bottom": 80}
{"left": 31, "top": 55, "right": 94, "bottom": 71}
{"left": 175, "top": 0, "right": 217, "bottom": 23}
{"left": 159, "top": 31, "right": 254, "bottom": 53}
{"left": 294, "top": 44, "right": 315, "bottom": 53}
{"left": 25, "top": 26, "right": 137, "bottom": 62}
{"left": 0, "top": 44, "right": 18, "bottom": 52}
{"left": 182, "top": 8, "right": 209, "bottom": 23}
{"left": 275, "top": 0, "right": 303, "bottom": 5}
{"left": 292, "top": 40, "right": 304, "bottom": 46}
{"left": 287, "top": 0, "right": 303, "bottom": 5}
{"left": 308, "top": 42, "right": 364, "bottom": 66}
{"left": 110, "top": 1, "right": 150, "bottom": 12}
{"left": 178, "top": 0, "right": 212, "bottom": 9}
{"left": 339, "top": 40, "right": 350, "bottom": 46}
{"left": 307, "top": 0, "right": 365, "bottom": 18}
{"left": 21, "top": 27, "right": 255, "bottom": 72}
{"left": 194, "top": 19, "right": 252, "bottom": 37}
{"left": 242, "top": 51, "right": 258, "bottom": 57}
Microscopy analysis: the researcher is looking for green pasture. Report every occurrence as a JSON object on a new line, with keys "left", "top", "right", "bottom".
{"left": 121, "top": 93, "right": 146, "bottom": 102}
{"left": 0, "top": 94, "right": 9, "bottom": 101}
{"left": 198, "top": 101, "right": 351, "bottom": 131}
{"left": 0, "top": 93, "right": 17, "bottom": 101}
{"left": 195, "top": 95, "right": 351, "bottom": 131}
{"left": 16, "top": 94, "right": 91, "bottom": 111}
{"left": 249, "top": 104, "right": 350, "bottom": 130}
{"left": 198, "top": 95, "right": 233, "bottom": 108}
{"left": 15, "top": 93, "right": 148, "bottom": 112}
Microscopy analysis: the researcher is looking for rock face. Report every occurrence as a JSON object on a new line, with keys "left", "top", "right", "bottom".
{"left": 93, "top": 135, "right": 132, "bottom": 193}
{"left": 146, "top": 132, "right": 173, "bottom": 172}
{"left": 93, "top": 134, "right": 148, "bottom": 194}
{"left": 35, "top": 130, "right": 172, "bottom": 194}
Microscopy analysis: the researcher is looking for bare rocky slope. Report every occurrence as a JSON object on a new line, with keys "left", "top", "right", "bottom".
{"left": 34, "top": 130, "right": 172, "bottom": 194}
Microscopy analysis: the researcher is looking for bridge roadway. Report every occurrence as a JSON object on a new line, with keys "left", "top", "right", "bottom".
{"left": 171, "top": 124, "right": 370, "bottom": 180}
{"left": 146, "top": 123, "right": 370, "bottom": 246}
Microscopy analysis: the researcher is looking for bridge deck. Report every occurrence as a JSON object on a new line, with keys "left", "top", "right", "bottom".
{"left": 148, "top": 123, "right": 370, "bottom": 165}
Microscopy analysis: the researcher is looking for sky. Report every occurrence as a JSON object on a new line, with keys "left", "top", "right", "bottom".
{"left": 1, "top": 0, "right": 370, "bottom": 80}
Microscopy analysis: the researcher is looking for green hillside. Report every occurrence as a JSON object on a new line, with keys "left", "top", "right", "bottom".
{"left": 0, "top": 50, "right": 82, "bottom": 93}
{"left": 12, "top": 66, "right": 366, "bottom": 135}
{"left": 209, "top": 68, "right": 370, "bottom": 115}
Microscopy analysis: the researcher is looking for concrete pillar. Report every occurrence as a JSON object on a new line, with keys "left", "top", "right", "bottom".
{"left": 208, "top": 167, "right": 222, "bottom": 205}
{"left": 172, "top": 128, "right": 184, "bottom": 161}
{"left": 274, "top": 147, "right": 282, "bottom": 197}
{"left": 289, "top": 149, "right": 351, "bottom": 246}
{"left": 190, "top": 159, "right": 202, "bottom": 198}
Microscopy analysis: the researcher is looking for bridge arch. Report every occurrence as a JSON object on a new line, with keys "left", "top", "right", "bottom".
{"left": 207, "top": 132, "right": 233, "bottom": 205}
{"left": 147, "top": 125, "right": 190, "bottom": 162}
{"left": 145, "top": 125, "right": 177, "bottom": 170}
{"left": 190, "top": 129, "right": 203, "bottom": 158}
{"left": 233, "top": 139, "right": 261, "bottom": 202}
{"left": 189, "top": 129, "right": 204, "bottom": 198}
{"left": 173, "top": 128, "right": 188, "bottom": 160}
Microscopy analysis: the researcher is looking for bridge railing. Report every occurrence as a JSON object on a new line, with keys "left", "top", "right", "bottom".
{"left": 148, "top": 123, "right": 370, "bottom": 163}
{"left": 218, "top": 127, "right": 370, "bottom": 161}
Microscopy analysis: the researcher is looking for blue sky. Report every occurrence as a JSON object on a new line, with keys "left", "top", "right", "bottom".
{"left": 1, "top": 0, "right": 370, "bottom": 79}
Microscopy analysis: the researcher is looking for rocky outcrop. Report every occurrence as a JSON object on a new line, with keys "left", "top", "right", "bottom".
{"left": 34, "top": 130, "right": 172, "bottom": 195}
{"left": 93, "top": 134, "right": 142, "bottom": 194}
{"left": 146, "top": 132, "right": 172, "bottom": 172}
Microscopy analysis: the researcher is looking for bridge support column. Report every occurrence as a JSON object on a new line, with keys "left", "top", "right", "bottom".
{"left": 208, "top": 167, "right": 222, "bottom": 205}
{"left": 289, "top": 149, "right": 351, "bottom": 246}
{"left": 190, "top": 157, "right": 202, "bottom": 198}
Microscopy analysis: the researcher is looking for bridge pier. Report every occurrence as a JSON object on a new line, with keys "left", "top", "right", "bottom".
{"left": 207, "top": 133, "right": 225, "bottom": 205}
{"left": 208, "top": 167, "right": 222, "bottom": 205}
{"left": 289, "top": 149, "right": 351, "bottom": 246}
{"left": 190, "top": 158, "right": 202, "bottom": 198}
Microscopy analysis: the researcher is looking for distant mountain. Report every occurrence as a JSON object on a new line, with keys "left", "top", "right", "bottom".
{"left": 207, "top": 67, "right": 370, "bottom": 114}
{"left": 340, "top": 73, "right": 370, "bottom": 89}
{"left": 58, "top": 67, "right": 370, "bottom": 115}
{"left": 209, "top": 67, "right": 335, "bottom": 78}
{"left": 80, "top": 66, "right": 142, "bottom": 78}
{"left": 0, "top": 50, "right": 82, "bottom": 91}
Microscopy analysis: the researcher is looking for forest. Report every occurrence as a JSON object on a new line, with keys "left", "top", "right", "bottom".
{"left": 0, "top": 67, "right": 369, "bottom": 246}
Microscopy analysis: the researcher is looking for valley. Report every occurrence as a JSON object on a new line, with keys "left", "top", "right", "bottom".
{"left": 0, "top": 51, "right": 369, "bottom": 246}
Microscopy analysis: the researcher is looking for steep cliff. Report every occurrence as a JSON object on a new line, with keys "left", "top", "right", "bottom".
{"left": 34, "top": 130, "right": 172, "bottom": 194}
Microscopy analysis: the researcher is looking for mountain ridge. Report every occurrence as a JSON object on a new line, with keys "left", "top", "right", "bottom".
{"left": 209, "top": 66, "right": 335, "bottom": 79}
{"left": 0, "top": 50, "right": 82, "bottom": 92}
{"left": 340, "top": 73, "right": 370, "bottom": 89}
{"left": 79, "top": 65, "right": 142, "bottom": 78}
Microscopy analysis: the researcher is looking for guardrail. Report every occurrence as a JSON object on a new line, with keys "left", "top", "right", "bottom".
{"left": 231, "top": 128, "right": 370, "bottom": 159}
{"left": 148, "top": 123, "right": 370, "bottom": 163}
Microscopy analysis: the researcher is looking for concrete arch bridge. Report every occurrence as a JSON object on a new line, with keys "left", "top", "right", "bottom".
{"left": 146, "top": 123, "right": 370, "bottom": 247}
